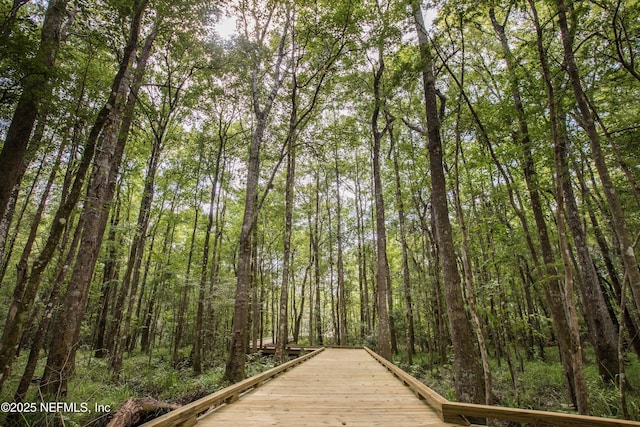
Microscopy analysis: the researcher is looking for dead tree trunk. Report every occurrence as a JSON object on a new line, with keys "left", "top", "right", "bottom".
{"left": 106, "top": 397, "right": 179, "bottom": 427}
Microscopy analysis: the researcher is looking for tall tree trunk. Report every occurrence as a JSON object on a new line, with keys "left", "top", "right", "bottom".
{"left": 124, "top": 141, "right": 161, "bottom": 354}
{"left": 109, "top": 93, "right": 161, "bottom": 375}
{"left": 491, "top": 6, "right": 619, "bottom": 383}
{"left": 207, "top": 174, "right": 227, "bottom": 356}
{"left": 225, "top": 12, "right": 290, "bottom": 382}
{"left": 250, "top": 219, "right": 261, "bottom": 352}
{"left": 307, "top": 204, "right": 315, "bottom": 346}
{"left": 139, "top": 223, "right": 159, "bottom": 354}
{"left": 411, "top": 0, "right": 484, "bottom": 404}
{"left": 275, "top": 139, "right": 295, "bottom": 362}
{"left": 293, "top": 262, "right": 307, "bottom": 343}
{"left": 554, "top": 0, "right": 640, "bottom": 313}
{"left": 275, "top": 69, "right": 299, "bottom": 362}
{"left": 192, "top": 183, "right": 213, "bottom": 374}
{"left": 371, "top": 46, "right": 392, "bottom": 360}
{"left": 555, "top": 129, "right": 589, "bottom": 415}
{"left": 314, "top": 169, "right": 323, "bottom": 346}
{"left": 173, "top": 169, "right": 201, "bottom": 364}
{"left": 195, "top": 134, "right": 226, "bottom": 373}
{"left": 327, "top": 194, "right": 338, "bottom": 343}
{"left": 355, "top": 155, "right": 371, "bottom": 338}
{"left": 390, "top": 129, "right": 415, "bottom": 362}
{"left": 93, "top": 197, "right": 121, "bottom": 358}
{"left": 581, "top": 174, "right": 640, "bottom": 357}
{"left": 335, "top": 150, "right": 347, "bottom": 346}
{"left": 528, "top": 0, "right": 588, "bottom": 408}
{"left": 225, "top": 118, "right": 266, "bottom": 382}
{"left": 453, "top": 93, "right": 492, "bottom": 406}
{"left": 0, "top": 0, "right": 68, "bottom": 218}
{"left": 41, "top": 1, "right": 148, "bottom": 396}
{"left": 559, "top": 118, "right": 619, "bottom": 381}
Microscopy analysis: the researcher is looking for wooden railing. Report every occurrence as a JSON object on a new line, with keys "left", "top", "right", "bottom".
{"left": 364, "top": 347, "right": 640, "bottom": 427}
{"left": 141, "top": 347, "right": 325, "bottom": 427}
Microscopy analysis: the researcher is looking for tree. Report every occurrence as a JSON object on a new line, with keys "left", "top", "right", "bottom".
{"left": 554, "top": 0, "right": 640, "bottom": 318}
{"left": 41, "top": 0, "right": 150, "bottom": 396}
{"left": 410, "top": 0, "right": 484, "bottom": 405}
{"left": 370, "top": 43, "right": 392, "bottom": 360}
{"left": 491, "top": 2, "right": 618, "bottom": 384}
{"left": 0, "top": 0, "right": 68, "bottom": 218}
{"left": 225, "top": 0, "right": 291, "bottom": 382}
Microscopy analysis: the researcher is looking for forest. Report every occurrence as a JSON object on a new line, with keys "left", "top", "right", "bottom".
{"left": 0, "top": 0, "right": 639, "bottom": 425}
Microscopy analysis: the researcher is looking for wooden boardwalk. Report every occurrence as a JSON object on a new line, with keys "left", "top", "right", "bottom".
{"left": 143, "top": 347, "right": 640, "bottom": 427}
{"left": 197, "top": 348, "right": 458, "bottom": 426}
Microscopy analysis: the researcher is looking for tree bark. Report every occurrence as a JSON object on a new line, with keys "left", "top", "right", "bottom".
{"left": 275, "top": 64, "right": 299, "bottom": 363}
{"left": 335, "top": 152, "right": 347, "bottom": 347}
{"left": 554, "top": 0, "right": 640, "bottom": 313}
{"left": 390, "top": 128, "right": 415, "bottom": 362}
{"left": 314, "top": 170, "right": 323, "bottom": 346}
{"left": 41, "top": 1, "right": 148, "bottom": 396}
{"left": 106, "top": 397, "right": 179, "bottom": 427}
{"left": 0, "top": 0, "right": 68, "bottom": 218}
{"left": 355, "top": 157, "right": 372, "bottom": 338}
{"left": 491, "top": 5, "right": 619, "bottom": 383}
{"left": 371, "top": 46, "right": 392, "bottom": 361}
{"left": 173, "top": 167, "right": 201, "bottom": 364}
{"left": 225, "top": 12, "right": 290, "bottom": 381}
{"left": 411, "top": 0, "right": 484, "bottom": 404}
{"left": 93, "top": 196, "right": 122, "bottom": 358}
{"left": 106, "top": 24, "right": 158, "bottom": 376}
{"left": 555, "top": 126, "right": 589, "bottom": 415}
{"left": 559, "top": 120, "right": 619, "bottom": 381}
{"left": 194, "top": 133, "right": 226, "bottom": 373}
{"left": 453, "top": 94, "right": 492, "bottom": 405}
{"left": 528, "top": 0, "right": 589, "bottom": 408}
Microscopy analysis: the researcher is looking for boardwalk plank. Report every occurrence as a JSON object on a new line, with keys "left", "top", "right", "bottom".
{"left": 197, "top": 348, "right": 459, "bottom": 426}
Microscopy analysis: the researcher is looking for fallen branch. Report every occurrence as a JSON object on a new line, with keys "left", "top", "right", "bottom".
{"left": 107, "top": 397, "right": 180, "bottom": 427}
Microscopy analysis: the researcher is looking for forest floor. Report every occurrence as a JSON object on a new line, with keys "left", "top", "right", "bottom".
{"left": 0, "top": 345, "right": 638, "bottom": 426}
{"left": 395, "top": 346, "right": 640, "bottom": 423}
{"left": 0, "top": 348, "right": 276, "bottom": 426}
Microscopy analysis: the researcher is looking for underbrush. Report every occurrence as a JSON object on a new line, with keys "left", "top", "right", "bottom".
{"left": 0, "top": 347, "right": 277, "bottom": 426}
{"left": 394, "top": 347, "right": 640, "bottom": 422}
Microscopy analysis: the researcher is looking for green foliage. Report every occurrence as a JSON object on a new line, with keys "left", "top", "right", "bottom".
{"left": 395, "top": 348, "right": 640, "bottom": 420}
{"left": 1, "top": 0, "right": 640, "bottom": 421}
{"left": 0, "top": 347, "right": 286, "bottom": 425}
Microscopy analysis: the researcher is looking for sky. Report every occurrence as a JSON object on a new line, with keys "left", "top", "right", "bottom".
{"left": 215, "top": 14, "right": 237, "bottom": 40}
{"left": 214, "top": 6, "right": 438, "bottom": 41}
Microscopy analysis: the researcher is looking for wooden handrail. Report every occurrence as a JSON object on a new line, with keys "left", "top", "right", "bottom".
{"left": 442, "top": 402, "right": 640, "bottom": 427}
{"left": 141, "top": 347, "right": 325, "bottom": 427}
{"left": 364, "top": 346, "right": 640, "bottom": 427}
{"left": 363, "top": 346, "right": 468, "bottom": 425}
